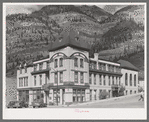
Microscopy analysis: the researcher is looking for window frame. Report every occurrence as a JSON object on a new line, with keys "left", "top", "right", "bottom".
{"left": 80, "top": 58, "right": 84, "bottom": 68}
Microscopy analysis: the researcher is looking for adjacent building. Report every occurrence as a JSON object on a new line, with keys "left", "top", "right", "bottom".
{"left": 17, "top": 30, "right": 139, "bottom": 105}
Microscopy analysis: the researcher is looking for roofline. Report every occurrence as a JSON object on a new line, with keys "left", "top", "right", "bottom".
{"left": 121, "top": 66, "right": 139, "bottom": 72}
{"left": 48, "top": 44, "right": 90, "bottom": 52}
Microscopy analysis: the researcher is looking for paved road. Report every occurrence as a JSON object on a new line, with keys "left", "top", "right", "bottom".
{"left": 68, "top": 95, "right": 144, "bottom": 108}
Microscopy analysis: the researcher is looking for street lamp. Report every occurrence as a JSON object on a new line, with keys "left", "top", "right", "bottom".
{"left": 50, "top": 67, "right": 58, "bottom": 106}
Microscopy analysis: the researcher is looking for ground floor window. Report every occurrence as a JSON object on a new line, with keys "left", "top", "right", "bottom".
{"left": 73, "top": 89, "right": 85, "bottom": 102}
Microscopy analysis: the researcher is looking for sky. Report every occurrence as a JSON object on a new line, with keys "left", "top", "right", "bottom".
{"left": 5, "top": 5, "right": 127, "bottom": 15}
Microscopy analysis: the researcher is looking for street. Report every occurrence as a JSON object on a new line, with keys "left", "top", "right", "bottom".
{"left": 45, "top": 94, "right": 144, "bottom": 108}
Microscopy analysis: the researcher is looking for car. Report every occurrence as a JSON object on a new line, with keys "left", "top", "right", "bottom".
{"left": 7, "top": 100, "right": 28, "bottom": 108}
{"left": 31, "top": 99, "right": 47, "bottom": 108}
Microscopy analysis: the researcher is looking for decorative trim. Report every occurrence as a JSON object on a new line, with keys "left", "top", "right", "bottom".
{"left": 51, "top": 69, "right": 67, "bottom": 73}
{"left": 71, "top": 69, "right": 87, "bottom": 73}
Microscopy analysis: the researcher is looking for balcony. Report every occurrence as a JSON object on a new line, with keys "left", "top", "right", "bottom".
{"left": 89, "top": 67, "right": 122, "bottom": 76}
{"left": 31, "top": 68, "right": 50, "bottom": 75}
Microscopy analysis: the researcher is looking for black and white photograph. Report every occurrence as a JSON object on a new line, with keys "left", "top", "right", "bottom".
{"left": 3, "top": 2, "right": 146, "bottom": 120}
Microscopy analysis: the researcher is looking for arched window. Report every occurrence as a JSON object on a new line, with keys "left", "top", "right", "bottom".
{"left": 125, "top": 73, "right": 128, "bottom": 86}
{"left": 130, "top": 74, "right": 132, "bottom": 86}
{"left": 134, "top": 75, "right": 136, "bottom": 86}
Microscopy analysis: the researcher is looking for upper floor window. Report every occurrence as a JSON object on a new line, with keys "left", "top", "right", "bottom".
{"left": 89, "top": 73, "right": 92, "bottom": 84}
{"left": 107, "top": 64, "right": 109, "bottom": 71}
{"left": 80, "top": 59, "right": 84, "bottom": 68}
{"left": 112, "top": 76, "right": 114, "bottom": 85}
{"left": 99, "top": 75, "right": 102, "bottom": 85}
{"left": 130, "top": 74, "right": 132, "bottom": 86}
{"left": 134, "top": 75, "right": 136, "bottom": 86}
{"left": 80, "top": 72, "right": 84, "bottom": 83}
{"left": 34, "top": 76, "right": 36, "bottom": 86}
{"left": 94, "top": 74, "right": 96, "bottom": 85}
{"left": 60, "top": 72, "right": 63, "bottom": 83}
{"left": 125, "top": 73, "right": 128, "bottom": 86}
{"left": 59, "top": 58, "right": 63, "bottom": 67}
{"left": 55, "top": 72, "right": 58, "bottom": 83}
{"left": 40, "top": 75, "right": 42, "bottom": 85}
{"left": 74, "top": 72, "right": 78, "bottom": 83}
{"left": 19, "top": 78, "right": 23, "bottom": 87}
{"left": 25, "top": 67, "right": 27, "bottom": 73}
{"left": 74, "top": 58, "right": 78, "bottom": 67}
{"left": 54, "top": 59, "right": 58, "bottom": 68}
{"left": 47, "top": 61, "right": 49, "bottom": 69}
{"left": 103, "top": 64, "right": 106, "bottom": 71}
{"left": 24, "top": 77, "right": 28, "bottom": 86}
{"left": 39, "top": 63, "right": 43, "bottom": 70}
{"left": 103, "top": 75, "right": 106, "bottom": 85}
{"left": 34, "top": 64, "right": 37, "bottom": 71}
{"left": 109, "top": 76, "right": 111, "bottom": 86}
{"left": 20, "top": 68, "right": 22, "bottom": 74}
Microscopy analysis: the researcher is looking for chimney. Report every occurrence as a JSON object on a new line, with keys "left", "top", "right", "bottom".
{"left": 94, "top": 53, "right": 98, "bottom": 60}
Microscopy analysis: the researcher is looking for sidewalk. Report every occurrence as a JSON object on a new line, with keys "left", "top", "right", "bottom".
{"left": 47, "top": 93, "right": 140, "bottom": 108}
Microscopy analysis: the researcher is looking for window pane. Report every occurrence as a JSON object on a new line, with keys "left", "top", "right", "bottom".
{"left": 34, "top": 76, "right": 36, "bottom": 86}
{"left": 60, "top": 72, "right": 63, "bottom": 83}
{"left": 40, "top": 75, "right": 42, "bottom": 85}
{"left": 74, "top": 72, "right": 78, "bottom": 83}
{"left": 55, "top": 59, "right": 58, "bottom": 68}
{"left": 74, "top": 58, "right": 78, "bottom": 67}
{"left": 89, "top": 73, "right": 92, "bottom": 84}
{"left": 55, "top": 73, "right": 58, "bottom": 83}
{"left": 60, "top": 58, "right": 63, "bottom": 67}
{"left": 80, "top": 59, "right": 83, "bottom": 68}
{"left": 80, "top": 73, "right": 84, "bottom": 83}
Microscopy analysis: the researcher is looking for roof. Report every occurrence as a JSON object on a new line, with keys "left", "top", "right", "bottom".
{"left": 48, "top": 29, "right": 91, "bottom": 51}
{"left": 117, "top": 59, "right": 139, "bottom": 71}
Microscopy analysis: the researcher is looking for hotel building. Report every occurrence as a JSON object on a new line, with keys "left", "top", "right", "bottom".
{"left": 17, "top": 30, "right": 139, "bottom": 105}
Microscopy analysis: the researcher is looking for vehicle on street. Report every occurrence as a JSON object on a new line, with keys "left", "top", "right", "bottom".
{"left": 7, "top": 100, "right": 28, "bottom": 108}
{"left": 31, "top": 99, "right": 47, "bottom": 108}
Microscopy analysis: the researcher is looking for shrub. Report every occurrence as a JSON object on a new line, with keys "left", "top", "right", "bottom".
{"left": 138, "top": 86, "right": 143, "bottom": 92}
{"left": 99, "top": 90, "right": 109, "bottom": 99}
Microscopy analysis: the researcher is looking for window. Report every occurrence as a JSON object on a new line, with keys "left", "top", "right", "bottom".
{"left": 125, "top": 73, "right": 128, "bottom": 86}
{"left": 34, "top": 64, "right": 37, "bottom": 71}
{"left": 39, "top": 63, "right": 43, "bottom": 70}
{"left": 80, "top": 72, "right": 84, "bottom": 83}
{"left": 107, "top": 64, "right": 109, "bottom": 71}
{"left": 34, "top": 76, "right": 36, "bottom": 86}
{"left": 130, "top": 74, "right": 132, "bottom": 86}
{"left": 59, "top": 58, "right": 63, "bottom": 67}
{"left": 74, "top": 58, "right": 78, "bottom": 67}
{"left": 80, "top": 59, "right": 84, "bottom": 68}
{"left": 89, "top": 73, "right": 92, "bottom": 84}
{"left": 109, "top": 76, "right": 110, "bottom": 86}
{"left": 47, "top": 62, "right": 49, "bottom": 69}
{"left": 40, "top": 75, "right": 42, "bottom": 85}
{"left": 74, "top": 72, "right": 78, "bottom": 83}
{"left": 20, "top": 69, "right": 22, "bottom": 74}
{"left": 24, "top": 77, "right": 26, "bottom": 86}
{"left": 98, "top": 63, "right": 101, "bottom": 70}
{"left": 103, "top": 75, "right": 106, "bottom": 85}
{"left": 103, "top": 64, "right": 106, "bottom": 71}
{"left": 54, "top": 59, "right": 58, "bottom": 68}
{"left": 25, "top": 67, "right": 27, "bottom": 73}
{"left": 112, "top": 76, "right": 114, "bottom": 85}
{"left": 134, "top": 75, "right": 136, "bottom": 86}
{"left": 94, "top": 74, "right": 96, "bottom": 85}
{"left": 55, "top": 72, "right": 58, "bottom": 83}
{"left": 60, "top": 72, "right": 63, "bottom": 83}
{"left": 93, "top": 62, "right": 96, "bottom": 69}
{"left": 26, "top": 77, "right": 28, "bottom": 86}
{"left": 130, "top": 90, "right": 132, "bottom": 94}
{"left": 99, "top": 75, "right": 102, "bottom": 85}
